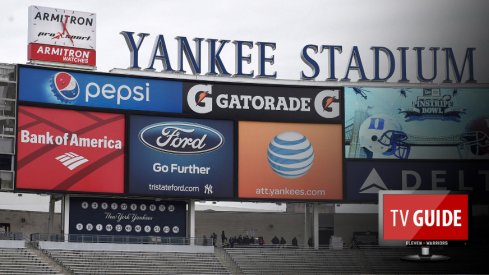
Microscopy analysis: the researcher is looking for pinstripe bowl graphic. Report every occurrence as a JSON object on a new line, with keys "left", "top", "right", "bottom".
{"left": 267, "top": 131, "right": 314, "bottom": 179}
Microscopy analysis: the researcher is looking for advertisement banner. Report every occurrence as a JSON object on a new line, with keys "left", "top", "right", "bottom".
{"left": 28, "top": 6, "right": 96, "bottom": 66}
{"left": 345, "top": 87, "right": 489, "bottom": 160}
{"left": 69, "top": 196, "right": 186, "bottom": 237}
{"left": 238, "top": 121, "right": 343, "bottom": 201}
{"left": 345, "top": 160, "right": 489, "bottom": 203}
{"left": 381, "top": 193, "right": 468, "bottom": 241}
{"left": 16, "top": 106, "right": 124, "bottom": 193}
{"left": 28, "top": 6, "right": 96, "bottom": 49}
{"left": 18, "top": 65, "right": 183, "bottom": 113}
{"left": 128, "top": 115, "right": 234, "bottom": 199}
{"left": 183, "top": 82, "right": 342, "bottom": 123}
{"left": 28, "top": 43, "right": 96, "bottom": 66}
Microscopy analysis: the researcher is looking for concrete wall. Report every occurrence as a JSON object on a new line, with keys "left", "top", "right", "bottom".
{"left": 39, "top": 241, "right": 213, "bottom": 253}
{"left": 0, "top": 209, "right": 62, "bottom": 237}
{"left": 195, "top": 211, "right": 323, "bottom": 246}
{"left": 0, "top": 208, "right": 347, "bottom": 246}
{"left": 334, "top": 213, "right": 377, "bottom": 246}
{"left": 0, "top": 240, "right": 25, "bottom": 248}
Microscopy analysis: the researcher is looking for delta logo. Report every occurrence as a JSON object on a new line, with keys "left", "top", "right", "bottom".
{"left": 139, "top": 122, "right": 224, "bottom": 154}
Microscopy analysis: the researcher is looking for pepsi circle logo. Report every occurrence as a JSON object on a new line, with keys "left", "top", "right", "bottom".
{"left": 267, "top": 131, "right": 314, "bottom": 179}
{"left": 51, "top": 72, "right": 80, "bottom": 103}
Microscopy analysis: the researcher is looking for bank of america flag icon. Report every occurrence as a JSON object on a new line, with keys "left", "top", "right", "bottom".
{"left": 55, "top": 152, "right": 89, "bottom": 170}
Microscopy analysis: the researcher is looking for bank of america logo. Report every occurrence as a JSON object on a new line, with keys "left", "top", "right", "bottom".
{"left": 55, "top": 152, "right": 89, "bottom": 170}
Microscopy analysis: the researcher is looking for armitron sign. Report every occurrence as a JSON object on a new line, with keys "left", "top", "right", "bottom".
{"left": 28, "top": 6, "right": 96, "bottom": 67}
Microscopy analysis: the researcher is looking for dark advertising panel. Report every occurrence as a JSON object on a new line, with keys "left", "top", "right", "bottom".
{"left": 345, "top": 160, "right": 489, "bottom": 203}
{"left": 184, "top": 82, "right": 342, "bottom": 123}
{"left": 16, "top": 106, "right": 124, "bottom": 193}
{"left": 69, "top": 196, "right": 186, "bottom": 237}
{"left": 18, "top": 65, "right": 183, "bottom": 113}
{"left": 345, "top": 87, "right": 489, "bottom": 160}
{"left": 238, "top": 121, "right": 343, "bottom": 201}
{"left": 129, "top": 115, "right": 234, "bottom": 199}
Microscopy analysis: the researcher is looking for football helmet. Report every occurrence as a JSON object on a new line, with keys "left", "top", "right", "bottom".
{"left": 359, "top": 115, "right": 410, "bottom": 159}
{"left": 458, "top": 117, "right": 489, "bottom": 158}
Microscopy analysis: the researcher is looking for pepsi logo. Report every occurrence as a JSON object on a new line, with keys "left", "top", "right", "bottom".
{"left": 267, "top": 131, "right": 314, "bottom": 179}
{"left": 139, "top": 122, "right": 224, "bottom": 154}
{"left": 51, "top": 72, "right": 80, "bottom": 103}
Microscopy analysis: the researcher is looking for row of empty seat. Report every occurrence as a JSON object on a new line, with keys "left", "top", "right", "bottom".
{"left": 1, "top": 245, "right": 487, "bottom": 274}
{"left": 360, "top": 246, "right": 488, "bottom": 274}
{"left": 45, "top": 249, "right": 230, "bottom": 275}
{"left": 0, "top": 248, "right": 60, "bottom": 275}
{"left": 225, "top": 247, "right": 364, "bottom": 274}
{"left": 225, "top": 246, "right": 489, "bottom": 274}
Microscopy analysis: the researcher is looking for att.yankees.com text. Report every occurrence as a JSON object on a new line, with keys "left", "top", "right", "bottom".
{"left": 256, "top": 187, "right": 326, "bottom": 197}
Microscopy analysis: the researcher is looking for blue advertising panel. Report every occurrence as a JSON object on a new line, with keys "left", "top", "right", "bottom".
{"left": 128, "top": 115, "right": 234, "bottom": 199}
{"left": 345, "top": 160, "right": 489, "bottom": 203}
{"left": 345, "top": 87, "right": 489, "bottom": 160}
{"left": 69, "top": 196, "right": 186, "bottom": 237}
{"left": 18, "top": 65, "right": 183, "bottom": 113}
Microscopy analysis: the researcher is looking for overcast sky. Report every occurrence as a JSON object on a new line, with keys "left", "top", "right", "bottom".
{"left": 1, "top": 0, "right": 489, "bottom": 82}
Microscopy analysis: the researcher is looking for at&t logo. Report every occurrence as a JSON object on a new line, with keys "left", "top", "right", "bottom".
{"left": 267, "top": 131, "right": 314, "bottom": 179}
{"left": 51, "top": 72, "right": 80, "bottom": 103}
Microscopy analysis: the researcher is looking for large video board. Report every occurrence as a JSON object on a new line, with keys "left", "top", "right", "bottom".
{"left": 344, "top": 87, "right": 489, "bottom": 203}
{"left": 15, "top": 65, "right": 346, "bottom": 202}
{"left": 16, "top": 106, "right": 125, "bottom": 193}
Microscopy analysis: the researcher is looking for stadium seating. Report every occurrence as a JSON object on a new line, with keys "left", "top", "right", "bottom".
{"left": 0, "top": 248, "right": 60, "bottom": 274}
{"left": 359, "top": 246, "right": 488, "bottom": 274}
{"left": 225, "top": 247, "right": 364, "bottom": 274}
{"left": 225, "top": 246, "right": 488, "bottom": 274}
{"left": 2, "top": 244, "right": 487, "bottom": 274}
{"left": 45, "top": 249, "right": 230, "bottom": 275}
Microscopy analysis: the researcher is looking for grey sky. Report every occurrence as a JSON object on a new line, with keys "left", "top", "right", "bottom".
{"left": 1, "top": 0, "right": 489, "bottom": 82}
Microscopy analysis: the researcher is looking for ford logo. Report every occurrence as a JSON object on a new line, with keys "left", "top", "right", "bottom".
{"left": 139, "top": 122, "right": 224, "bottom": 154}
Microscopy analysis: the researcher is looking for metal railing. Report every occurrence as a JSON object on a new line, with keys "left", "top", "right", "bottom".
{"left": 0, "top": 232, "right": 23, "bottom": 240}
{"left": 30, "top": 233, "right": 213, "bottom": 246}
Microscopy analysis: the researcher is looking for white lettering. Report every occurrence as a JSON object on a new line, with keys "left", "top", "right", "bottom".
{"left": 85, "top": 82, "right": 150, "bottom": 104}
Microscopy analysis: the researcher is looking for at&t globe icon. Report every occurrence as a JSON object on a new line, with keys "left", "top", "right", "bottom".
{"left": 267, "top": 131, "right": 314, "bottom": 179}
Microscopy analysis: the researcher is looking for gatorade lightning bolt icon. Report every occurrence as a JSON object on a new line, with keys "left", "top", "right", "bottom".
{"left": 323, "top": 96, "right": 336, "bottom": 112}
{"left": 50, "top": 72, "right": 80, "bottom": 103}
{"left": 196, "top": 91, "right": 209, "bottom": 105}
